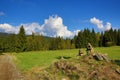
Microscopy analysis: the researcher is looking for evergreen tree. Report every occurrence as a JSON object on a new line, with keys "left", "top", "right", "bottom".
{"left": 113, "top": 29, "right": 117, "bottom": 45}
{"left": 26, "top": 32, "right": 35, "bottom": 51}
{"left": 75, "top": 31, "right": 83, "bottom": 48}
{"left": 65, "top": 38, "right": 72, "bottom": 49}
{"left": 49, "top": 38, "right": 57, "bottom": 50}
{"left": 117, "top": 29, "right": 120, "bottom": 45}
{"left": 7, "top": 34, "right": 16, "bottom": 52}
{"left": 103, "top": 28, "right": 116, "bottom": 46}
{"left": 16, "top": 26, "right": 27, "bottom": 52}
{"left": 0, "top": 36, "right": 4, "bottom": 53}
{"left": 99, "top": 32, "right": 103, "bottom": 47}
{"left": 91, "top": 28, "right": 98, "bottom": 47}
{"left": 83, "top": 28, "right": 91, "bottom": 46}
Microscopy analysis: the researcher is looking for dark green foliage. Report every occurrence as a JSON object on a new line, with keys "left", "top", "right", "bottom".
{"left": 49, "top": 37, "right": 75, "bottom": 50}
{"left": 102, "top": 28, "right": 120, "bottom": 46}
{"left": 0, "top": 27, "right": 119, "bottom": 52}
{"left": 25, "top": 33, "right": 50, "bottom": 51}
{"left": 91, "top": 29, "right": 98, "bottom": 47}
{"left": 74, "top": 28, "right": 98, "bottom": 48}
{"left": 105, "top": 42, "right": 114, "bottom": 47}
{"left": 74, "top": 28, "right": 120, "bottom": 48}
{"left": 75, "top": 31, "right": 84, "bottom": 48}
{"left": 15, "top": 26, "right": 27, "bottom": 52}
{"left": 0, "top": 41, "right": 2, "bottom": 53}
{"left": 117, "top": 29, "right": 120, "bottom": 45}
{"left": 0, "top": 34, "right": 16, "bottom": 52}
{"left": 99, "top": 32, "right": 103, "bottom": 47}
{"left": 5, "top": 34, "right": 16, "bottom": 52}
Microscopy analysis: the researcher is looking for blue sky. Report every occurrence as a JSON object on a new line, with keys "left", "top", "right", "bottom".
{"left": 0, "top": 0, "right": 120, "bottom": 37}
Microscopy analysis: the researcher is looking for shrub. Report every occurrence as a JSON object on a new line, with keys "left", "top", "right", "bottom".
{"left": 105, "top": 42, "right": 114, "bottom": 47}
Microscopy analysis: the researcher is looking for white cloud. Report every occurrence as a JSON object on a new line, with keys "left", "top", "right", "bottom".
{"left": 105, "top": 22, "right": 111, "bottom": 30}
{"left": 73, "top": 30, "right": 80, "bottom": 35}
{"left": 20, "top": 23, "right": 41, "bottom": 34}
{"left": 0, "top": 12, "right": 5, "bottom": 16}
{"left": 90, "top": 17, "right": 104, "bottom": 29}
{"left": 40, "top": 16, "right": 74, "bottom": 37}
{"left": 0, "top": 15, "right": 80, "bottom": 38}
{"left": 0, "top": 23, "right": 41, "bottom": 34}
{"left": 0, "top": 23, "right": 18, "bottom": 33}
{"left": 90, "top": 17, "right": 112, "bottom": 31}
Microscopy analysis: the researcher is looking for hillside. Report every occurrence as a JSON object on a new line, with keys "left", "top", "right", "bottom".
{"left": 0, "top": 32, "right": 10, "bottom": 37}
{"left": 23, "top": 55, "right": 120, "bottom": 80}
{"left": 13, "top": 46, "right": 120, "bottom": 80}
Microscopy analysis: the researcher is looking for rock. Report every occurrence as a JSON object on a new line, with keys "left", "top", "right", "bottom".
{"left": 94, "top": 53, "right": 103, "bottom": 61}
{"left": 77, "top": 48, "right": 83, "bottom": 56}
{"left": 101, "top": 54, "right": 110, "bottom": 62}
{"left": 115, "top": 68, "right": 120, "bottom": 74}
{"left": 86, "top": 43, "right": 94, "bottom": 55}
{"left": 93, "top": 53, "right": 110, "bottom": 62}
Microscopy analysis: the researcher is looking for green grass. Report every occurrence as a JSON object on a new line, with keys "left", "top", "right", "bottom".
{"left": 15, "top": 49, "right": 78, "bottom": 71}
{"left": 94, "top": 46, "right": 120, "bottom": 59}
{"left": 14, "top": 46, "right": 120, "bottom": 71}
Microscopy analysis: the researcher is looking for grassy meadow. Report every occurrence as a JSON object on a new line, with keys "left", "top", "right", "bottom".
{"left": 14, "top": 46, "right": 120, "bottom": 71}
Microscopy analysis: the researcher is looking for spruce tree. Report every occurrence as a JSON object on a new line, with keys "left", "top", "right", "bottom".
{"left": 7, "top": 34, "right": 16, "bottom": 52}
{"left": 117, "top": 29, "right": 120, "bottom": 45}
{"left": 91, "top": 28, "right": 97, "bottom": 46}
{"left": 16, "top": 25, "right": 27, "bottom": 52}
{"left": 99, "top": 32, "right": 103, "bottom": 47}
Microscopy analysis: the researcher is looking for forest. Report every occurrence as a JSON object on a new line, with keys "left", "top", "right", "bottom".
{"left": 0, "top": 26, "right": 120, "bottom": 53}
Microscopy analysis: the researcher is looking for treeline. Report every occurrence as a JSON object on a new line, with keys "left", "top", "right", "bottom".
{"left": 75, "top": 28, "right": 120, "bottom": 48}
{"left": 0, "top": 26, "right": 120, "bottom": 53}
{"left": 0, "top": 26, "right": 75, "bottom": 53}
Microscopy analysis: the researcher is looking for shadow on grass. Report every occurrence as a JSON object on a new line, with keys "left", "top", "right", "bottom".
{"left": 114, "top": 60, "right": 120, "bottom": 66}
{"left": 56, "top": 56, "right": 71, "bottom": 60}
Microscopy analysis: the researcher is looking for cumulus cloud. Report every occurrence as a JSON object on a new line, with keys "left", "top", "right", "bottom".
{"left": 40, "top": 16, "right": 74, "bottom": 37}
{"left": 0, "top": 23, "right": 18, "bottom": 33}
{"left": 73, "top": 30, "right": 81, "bottom": 35}
{"left": 90, "top": 17, "right": 112, "bottom": 31}
{"left": 20, "top": 23, "right": 42, "bottom": 34}
{"left": 0, "top": 12, "right": 5, "bottom": 16}
{"left": 105, "top": 22, "right": 111, "bottom": 30}
{"left": 0, "top": 15, "right": 80, "bottom": 38}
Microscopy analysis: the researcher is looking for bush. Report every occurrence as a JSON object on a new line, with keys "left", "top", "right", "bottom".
{"left": 105, "top": 42, "right": 114, "bottom": 47}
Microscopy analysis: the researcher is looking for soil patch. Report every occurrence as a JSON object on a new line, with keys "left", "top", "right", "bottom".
{"left": 0, "top": 54, "right": 23, "bottom": 80}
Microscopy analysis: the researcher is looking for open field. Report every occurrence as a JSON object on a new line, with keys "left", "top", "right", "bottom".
{"left": 14, "top": 46, "right": 120, "bottom": 71}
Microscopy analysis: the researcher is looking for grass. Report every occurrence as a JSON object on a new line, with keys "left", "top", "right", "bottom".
{"left": 95, "top": 46, "right": 120, "bottom": 59}
{"left": 14, "top": 46, "right": 120, "bottom": 71}
{"left": 14, "top": 49, "right": 78, "bottom": 71}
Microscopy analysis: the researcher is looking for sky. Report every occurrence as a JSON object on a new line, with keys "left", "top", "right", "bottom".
{"left": 0, "top": 0, "right": 120, "bottom": 38}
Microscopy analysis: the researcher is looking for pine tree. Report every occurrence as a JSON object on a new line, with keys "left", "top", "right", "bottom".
{"left": 75, "top": 31, "right": 84, "bottom": 48}
{"left": 83, "top": 28, "right": 91, "bottom": 47}
{"left": 7, "top": 34, "right": 16, "bottom": 52}
{"left": 65, "top": 38, "right": 72, "bottom": 49}
{"left": 26, "top": 32, "right": 35, "bottom": 51}
{"left": 113, "top": 29, "right": 117, "bottom": 45}
{"left": 117, "top": 29, "right": 120, "bottom": 45}
{"left": 16, "top": 26, "right": 27, "bottom": 52}
{"left": 99, "top": 32, "right": 103, "bottom": 47}
{"left": 91, "top": 28, "right": 98, "bottom": 47}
